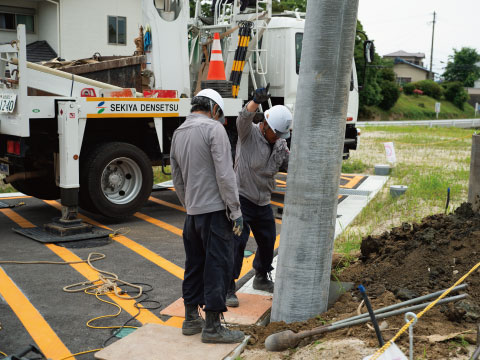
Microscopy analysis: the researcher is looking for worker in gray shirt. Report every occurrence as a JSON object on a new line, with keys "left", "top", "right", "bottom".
{"left": 170, "top": 89, "right": 244, "bottom": 344}
{"left": 226, "top": 84, "right": 292, "bottom": 307}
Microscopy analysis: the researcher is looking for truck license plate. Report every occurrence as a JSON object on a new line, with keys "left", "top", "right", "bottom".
{"left": 0, "top": 163, "right": 9, "bottom": 175}
{"left": 0, "top": 94, "right": 17, "bottom": 113}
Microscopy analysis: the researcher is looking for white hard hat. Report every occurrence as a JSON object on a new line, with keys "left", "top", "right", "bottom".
{"left": 264, "top": 105, "right": 292, "bottom": 139}
{"left": 195, "top": 88, "right": 225, "bottom": 114}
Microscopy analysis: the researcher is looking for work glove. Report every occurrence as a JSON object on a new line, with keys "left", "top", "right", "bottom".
{"left": 274, "top": 138, "right": 289, "bottom": 153}
{"left": 232, "top": 216, "right": 243, "bottom": 236}
{"left": 252, "top": 83, "right": 271, "bottom": 104}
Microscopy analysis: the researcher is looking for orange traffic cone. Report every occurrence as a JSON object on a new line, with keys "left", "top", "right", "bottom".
{"left": 207, "top": 32, "right": 227, "bottom": 80}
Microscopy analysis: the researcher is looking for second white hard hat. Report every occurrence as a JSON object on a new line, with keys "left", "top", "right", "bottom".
{"left": 195, "top": 88, "right": 225, "bottom": 114}
{"left": 264, "top": 105, "right": 292, "bottom": 139}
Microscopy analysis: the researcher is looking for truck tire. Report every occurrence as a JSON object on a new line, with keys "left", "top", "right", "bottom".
{"left": 79, "top": 142, "right": 153, "bottom": 218}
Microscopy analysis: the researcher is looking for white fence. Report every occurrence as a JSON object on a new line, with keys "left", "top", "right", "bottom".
{"left": 357, "top": 119, "right": 480, "bottom": 128}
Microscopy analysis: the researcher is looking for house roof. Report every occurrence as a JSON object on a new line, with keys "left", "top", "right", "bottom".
{"left": 26, "top": 41, "right": 57, "bottom": 63}
{"left": 394, "top": 58, "right": 432, "bottom": 73}
{"left": 384, "top": 50, "right": 425, "bottom": 58}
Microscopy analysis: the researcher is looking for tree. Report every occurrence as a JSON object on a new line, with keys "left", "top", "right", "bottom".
{"left": 272, "top": 0, "right": 306, "bottom": 13}
{"left": 443, "top": 47, "right": 480, "bottom": 87}
{"left": 354, "top": 22, "right": 382, "bottom": 109}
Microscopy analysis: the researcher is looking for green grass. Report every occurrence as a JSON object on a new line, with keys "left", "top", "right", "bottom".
{"left": 361, "top": 94, "right": 476, "bottom": 120}
{"left": 0, "top": 175, "right": 17, "bottom": 193}
{"left": 334, "top": 126, "right": 474, "bottom": 255}
{"left": 153, "top": 165, "right": 172, "bottom": 184}
{"left": 341, "top": 158, "right": 369, "bottom": 174}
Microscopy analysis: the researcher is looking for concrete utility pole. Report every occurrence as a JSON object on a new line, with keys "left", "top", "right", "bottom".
{"left": 468, "top": 134, "right": 480, "bottom": 212}
{"left": 271, "top": 0, "right": 359, "bottom": 323}
{"left": 429, "top": 11, "right": 436, "bottom": 80}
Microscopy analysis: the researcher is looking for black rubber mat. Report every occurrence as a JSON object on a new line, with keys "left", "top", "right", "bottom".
{"left": 13, "top": 226, "right": 111, "bottom": 243}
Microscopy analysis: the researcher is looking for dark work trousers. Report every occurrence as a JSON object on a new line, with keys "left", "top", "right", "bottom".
{"left": 182, "top": 210, "right": 234, "bottom": 313}
{"left": 232, "top": 196, "right": 276, "bottom": 280}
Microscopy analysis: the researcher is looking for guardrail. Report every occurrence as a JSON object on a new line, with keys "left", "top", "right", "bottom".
{"left": 357, "top": 118, "right": 480, "bottom": 128}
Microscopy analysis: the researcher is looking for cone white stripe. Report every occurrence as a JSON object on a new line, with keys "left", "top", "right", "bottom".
{"left": 211, "top": 53, "right": 224, "bottom": 61}
{"left": 212, "top": 39, "right": 222, "bottom": 52}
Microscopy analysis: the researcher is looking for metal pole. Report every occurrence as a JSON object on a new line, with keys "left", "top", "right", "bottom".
{"left": 271, "top": 0, "right": 359, "bottom": 323}
{"left": 334, "top": 284, "right": 468, "bottom": 325}
{"left": 468, "top": 134, "right": 480, "bottom": 212}
{"left": 429, "top": 11, "right": 436, "bottom": 80}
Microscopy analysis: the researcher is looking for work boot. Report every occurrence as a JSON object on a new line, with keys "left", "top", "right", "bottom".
{"left": 225, "top": 279, "right": 239, "bottom": 307}
{"left": 182, "top": 304, "right": 205, "bottom": 336}
{"left": 201, "top": 311, "right": 245, "bottom": 343}
{"left": 253, "top": 271, "right": 274, "bottom": 293}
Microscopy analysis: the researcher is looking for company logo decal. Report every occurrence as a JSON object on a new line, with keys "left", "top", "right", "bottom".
{"left": 97, "top": 101, "right": 106, "bottom": 114}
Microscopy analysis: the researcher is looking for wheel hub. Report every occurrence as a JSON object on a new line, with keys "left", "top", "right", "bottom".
{"left": 101, "top": 157, "right": 142, "bottom": 205}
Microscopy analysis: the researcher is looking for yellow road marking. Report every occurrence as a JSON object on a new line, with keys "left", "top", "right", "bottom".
{"left": 0, "top": 211, "right": 75, "bottom": 359}
{"left": 1, "top": 208, "right": 181, "bottom": 328}
{"left": 340, "top": 174, "right": 365, "bottom": 189}
{"left": 0, "top": 195, "right": 31, "bottom": 200}
{"left": 270, "top": 200, "right": 284, "bottom": 208}
{"left": 45, "top": 244, "right": 165, "bottom": 324}
{"left": 149, "top": 196, "right": 185, "bottom": 212}
{"left": 44, "top": 201, "right": 184, "bottom": 280}
{"left": 134, "top": 212, "right": 183, "bottom": 237}
{"left": 0, "top": 268, "right": 74, "bottom": 360}
{"left": 0, "top": 208, "right": 36, "bottom": 228}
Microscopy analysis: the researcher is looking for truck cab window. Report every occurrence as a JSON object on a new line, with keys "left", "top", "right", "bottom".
{"left": 295, "top": 32, "right": 303, "bottom": 74}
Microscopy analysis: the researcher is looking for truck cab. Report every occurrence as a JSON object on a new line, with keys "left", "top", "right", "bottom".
{"left": 259, "top": 15, "right": 359, "bottom": 158}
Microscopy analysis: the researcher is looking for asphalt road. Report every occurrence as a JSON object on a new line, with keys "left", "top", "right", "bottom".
{"left": 0, "top": 190, "right": 276, "bottom": 359}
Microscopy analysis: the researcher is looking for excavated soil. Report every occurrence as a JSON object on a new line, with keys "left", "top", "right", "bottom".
{"left": 236, "top": 204, "right": 480, "bottom": 359}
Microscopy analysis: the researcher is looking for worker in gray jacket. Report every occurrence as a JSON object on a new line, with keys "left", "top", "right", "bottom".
{"left": 226, "top": 84, "right": 292, "bottom": 307}
{"left": 170, "top": 88, "right": 244, "bottom": 344}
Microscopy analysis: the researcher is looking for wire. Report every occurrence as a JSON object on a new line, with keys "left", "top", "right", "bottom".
{"left": 109, "top": 227, "right": 131, "bottom": 238}
{"left": 0, "top": 252, "right": 106, "bottom": 265}
{"left": 63, "top": 253, "right": 143, "bottom": 299}
{"left": 101, "top": 282, "right": 161, "bottom": 348}
{"left": 58, "top": 348, "right": 103, "bottom": 360}
{"left": 0, "top": 350, "right": 6, "bottom": 357}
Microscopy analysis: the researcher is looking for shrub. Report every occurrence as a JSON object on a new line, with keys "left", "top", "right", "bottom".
{"left": 443, "top": 82, "right": 469, "bottom": 110}
{"left": 379, "top": 81, "right": 400, "bottom": 110}
{"left": 379, "top": 68, "right": 396, "bottom": 82}
{"left": 415, "top": 80, "right": 444, "bottom": 100}
{"left": 403, "top": 82, "right": 415, "bottom": 95}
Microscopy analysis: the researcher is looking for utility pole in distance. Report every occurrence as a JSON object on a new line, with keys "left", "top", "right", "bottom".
{"left": 271, "top": 0, "right": 359, "bottom": 323}
{"left": 429, "top": 11, "right": 436, "bottom": 80}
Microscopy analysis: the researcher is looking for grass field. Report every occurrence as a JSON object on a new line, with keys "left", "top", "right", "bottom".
{"left": 337, "top": 125, "right": 475, "bottom": 257}
{"left": 362, "top": 94, "right": 476, "bottom": 120}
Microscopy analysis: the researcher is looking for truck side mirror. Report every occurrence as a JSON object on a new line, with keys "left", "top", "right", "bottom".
{"left": 364, "top": 40, "right": 375, "bottom": 64}
{"left": 350, "top": 71, "right": 354, "bottom": 91}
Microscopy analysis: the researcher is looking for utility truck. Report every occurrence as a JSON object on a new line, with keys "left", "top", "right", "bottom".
{"left": 0, "top": 0, "right": 363, "bottom": 223}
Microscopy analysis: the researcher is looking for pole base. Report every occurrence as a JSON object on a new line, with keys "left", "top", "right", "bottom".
{"left": 44, "top": 217, "right": 93, "bottom": 237}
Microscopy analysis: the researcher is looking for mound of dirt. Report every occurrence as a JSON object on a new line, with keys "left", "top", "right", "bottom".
{"left": 237, "top": 204, "right": 480, "bottom": 359}
{"left": 340, "top": 202, "right": 480, "bottom": 317}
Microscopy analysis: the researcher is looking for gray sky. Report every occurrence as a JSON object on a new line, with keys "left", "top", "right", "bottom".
{"left": 357, "top": 0, "right": 480, "bottom": 76}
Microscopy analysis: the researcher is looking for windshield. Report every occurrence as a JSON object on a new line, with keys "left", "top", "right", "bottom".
{"left": 295, "top": 32, "right": 303, "bottom": 74}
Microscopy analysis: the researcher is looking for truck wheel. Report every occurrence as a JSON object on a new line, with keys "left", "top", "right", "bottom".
{"left": 80, "top": 142, "right": 153, "bottom": 218}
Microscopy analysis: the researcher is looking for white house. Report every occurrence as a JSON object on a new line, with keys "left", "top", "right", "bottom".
{"left": 0, "top": 0, "right": 142, "bottom": 61}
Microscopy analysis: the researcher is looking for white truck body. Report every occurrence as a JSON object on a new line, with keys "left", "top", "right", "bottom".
{"left": 0, "top": 0, "right": 360, "bottom": 219}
